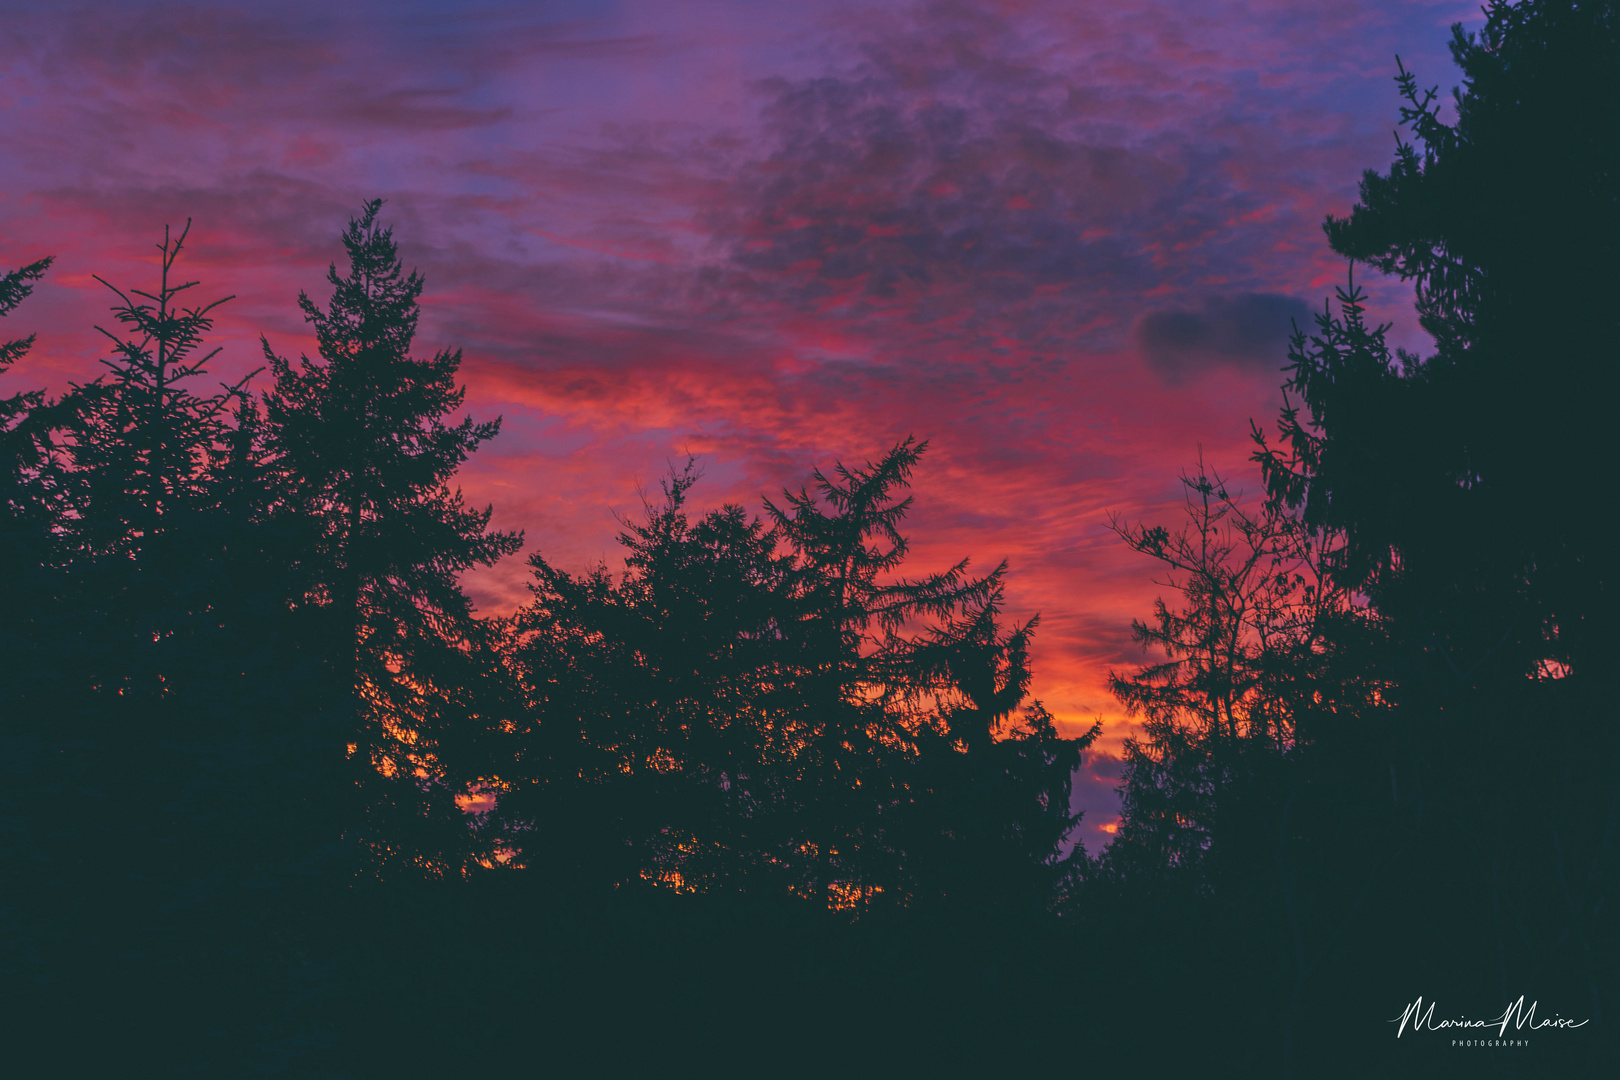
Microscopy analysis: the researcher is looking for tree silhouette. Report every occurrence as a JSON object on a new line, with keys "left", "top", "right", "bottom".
{"left": 503, "top": 440, "right": 1090, "bottom": 911}
{"left": 762, "top": 438, "right": 1008, "bottom": 905}
{"left": 901, "top": 597, "right": 1095, "bottom": 911}
{"left": 0, "top": 228, "right": 360, "bottom": 1072}
{"left": 3, "top": 223, "right": 1116, "bottom": 1073}
{"left": 1100, "top": 31, "right": 1620, "bottom": 1037}
{"left": 1096, "top": 460, "right": 1408, "bottom": 1075}
{"left": 44, "top": 222, "right": 271, "bottom": 891}
{"left": 70, "top": 223, "right": 244, "bottom": 541}
{"left": 0, "top": 257, "right": 51, "bottom": 357}
{"left": 0, "top": 254, "right": 75, "bottom": 1045}
{"left": 502, "top": 462, "right": 800, "bottom": 889}
{"left": 1284, "top": 0, "right": 1617, "bottom": 1037}
{"left": 22, "top": 20, "right": 1619, "bottom": 1058}
{"left": 1312, "top": 0, "right": 1618, "bottom": 677}
{"left": 264, "top": 199, "right": 522, "bottom": 877}
{"left": 0, "top": 254, "right": 61, "bottom": 702}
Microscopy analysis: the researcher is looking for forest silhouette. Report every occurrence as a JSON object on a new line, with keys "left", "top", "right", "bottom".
{"left": 1, "top": 2, "right": 1614, "bottom": 1075}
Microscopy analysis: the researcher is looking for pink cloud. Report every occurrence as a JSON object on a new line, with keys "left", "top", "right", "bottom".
{"left": 0, "top": 0, "right": 1469, "bottom": 848}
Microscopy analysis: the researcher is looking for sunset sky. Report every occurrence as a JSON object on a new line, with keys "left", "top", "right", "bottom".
{"left": 0, "top": 0, "right": 1476, "bottom": 845}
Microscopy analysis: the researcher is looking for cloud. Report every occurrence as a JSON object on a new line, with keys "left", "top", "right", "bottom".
{"left": 0, "top": 0, "right": 1475, "bottom": 848}
{"left": 701, "top": 16, "right": 1197, "bottom": 360}
{"left": 1134, "top": 292, "right": 1308, "bottom": 383}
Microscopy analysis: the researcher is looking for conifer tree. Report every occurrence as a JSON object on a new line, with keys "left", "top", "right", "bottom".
{"left": 508, "top": 439, "right": 1089, "bottom": 909}
{"left": 1246, "top": 5, "right": 1620, "bottom": 1041}
{"left": 0, "top": 254, "right": 71, "bottom": 1027}
{"left": 506, "top": 464, "right": 800, "bottom": 889}
{"left": 1310, "top": 0, "right": 1618, "bottom": 675}
{"left": 0, "top": 256, "right": 51, "bottom": 362}
{"left": 902, "top": 596, "right": 1095, "bottom": 909}
{"left": 67, "top": 223, "right": 243, "bottom": 549}
{"left": 0, "top": 254, "right": 59, "bottom": 696}
{"left": 1094, "top": 457, "right": 1410, "bottom": 1075}
{"left": 264, "top": 200, "right": 522, "bottom": 877}
{"left": 44, "top": 223, "right": 262, "bottom": 893}
{"left": 1, "top": 229, "right": 349, "bottom": 1073}
{"left": 763, "top": 437, "right": 1010, "bottom": 904}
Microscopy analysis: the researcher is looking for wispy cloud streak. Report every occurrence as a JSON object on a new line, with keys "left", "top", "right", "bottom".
{"left": 0, "top": 0, "right": 1479, "bottom": 843}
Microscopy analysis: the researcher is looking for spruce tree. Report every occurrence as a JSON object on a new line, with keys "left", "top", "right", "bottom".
{"left": 0, "top": 227, "right": 349, "bottom": 1073}
{"left": 508, "top": 439, "right": 1091, "bottom": 909}
{"left": 763, "top": 437, "right": 1004, "bottom": 904}
{"left": 47, "top": 223, "right": 257, "bottom": 888}
{"left": 0, "top": 254, "right": 69, "bottom": 1034}
{"left": 507, "top": 464, "right": 800, "bottom": 890}
{"left": 1250, "top": 5, "right": 1620, "bottom": 1049}
{"left": 1311, "top": 0, "right": 1618, "bottom": 676}
{"left": 0, "top": 254, "right": 59, "bottom": 698}
{"left": 901, "top": 595, "right": 1095, "bottom": 910}
{"left": 264, "top": 200, "right": 522, "bottom": 877}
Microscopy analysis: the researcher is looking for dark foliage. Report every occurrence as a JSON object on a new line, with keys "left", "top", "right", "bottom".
{"left": 1092, "top": 4, "right": 1619, "bottom": 1076}
{"left": 2, "top": 6, "right": 1615, "bottom": 1073}
{"left": 264, "top": 200, "right": 523, "bottom": 879}
{"left": 1307, "top": 0, "right": 1617, "bottom": 677}
{"left": 1, "top": 226, "right": 344, "bottom": 1072}
{"left": 0, "top": 206, "right": 1094, "bottom": 1074}
{"left": 500, "top": 444, "right": 1091, "bottom": 911}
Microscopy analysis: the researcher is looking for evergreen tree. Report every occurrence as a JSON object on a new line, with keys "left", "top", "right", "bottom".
{"left": 1096, "top": 458, "right": 1404, "bottom": 1074}
{"left": 900, "top": 597, "right": 1095, "bottom": 911}
{"left": 0, "top": 254, "right": 60, "bottom": 699}
{"left": 1, "top": 227, "right": 351, "bottom": 1073}
{"left": 1250, "top": 275, "right": 1618, "bottom": 1069}
{"left": 264, "top": 199, "right": 522, "bottom": 878}
{"left": 44, "top": 222, "right": 262, "bottom": 891}
{"left": 763, "top": 438, "right": 1008, "bottom": 905}
{"left": 0, "top": 253, "right": 70, "bottom": 1037}
{"left": 504, "top": 463, "right": 800, "bottom": 890}
{"left": 67, "top": 223, "right": 243, "bottom": 549}
{"left": 1311, "top": 0, "right": 1618, "bottom": 676}
{"left": 506, "top": 440, "right": 1090, "bottom": 910}
{"left": 1247, "top": 5, "right": 1620, "bottom": 1050}
{"left": 0, "top": 256, "right": 51, "bottom": 363}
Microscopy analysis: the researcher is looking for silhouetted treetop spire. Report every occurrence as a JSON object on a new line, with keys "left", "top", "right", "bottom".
{"left": 264, "top": 198, "right": 522, "bottom": 877}
{"left": 0, "top": 255, "right": 52, "bottom": 370}
{"left": 74, "top": 221, "right": 248, "bottom": 532}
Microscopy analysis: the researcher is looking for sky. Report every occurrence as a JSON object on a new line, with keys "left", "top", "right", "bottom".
{"left": 0, "top": 0, "right": 1479, "bottom": 846}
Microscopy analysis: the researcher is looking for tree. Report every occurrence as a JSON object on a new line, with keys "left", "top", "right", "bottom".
{"left": 264, "top": 199, "right": 522, "bottom": 877}
{"left": 504, "top": 440, "right": 1091, "bottom": 911}
{"left": 1096, "top": 460, "right": 1402, "bottom": 1075}
{"left": 67, "top": 223, "right": 244, "bottom": 549}
{"left": 42, "top": 222, "right": 275, "bottom": 889}
{"left": 503, "top": 463, "right": 802, "bottom": 890}
{"left": 0, "top": 254, "right": 60, "bottom": 698}
{"left": 899, "top": 596, "right": 1096, "bottom": 911}
{"left": 0, "top": 228, "right": 353, "bottom": 1073}
{"left": 1248, "top": 277, "right": 1619, "bottom": 1066}
{"left": 761, "top": 437, "right": 1013, "bottom": 905}
{"left": 0, "top": 257, "right": 51, "bottom": 364}
{"left": 1252, "top": 4, "right": 1620, "bottom": 1043}
{"left": 0, "top": 253, "right": 70, "bottom": 1025}
{"left": 1313, "top": 0, "right": 1619, "bottom": 677}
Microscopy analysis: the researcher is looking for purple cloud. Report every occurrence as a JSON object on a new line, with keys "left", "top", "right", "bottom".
{"left": 0, "top": 0, "right": 1485, "bottom": 849}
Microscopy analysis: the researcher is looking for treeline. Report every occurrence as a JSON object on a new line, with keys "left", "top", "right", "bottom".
{"left": 1081, "top": 3, "right": 1619, "bottom": 1075}
{"left": 2, "top": 2, "right": 1616, "bottom": 1075}
{"left": 0, "top": 207, "right": 1092, "bottom": 1071}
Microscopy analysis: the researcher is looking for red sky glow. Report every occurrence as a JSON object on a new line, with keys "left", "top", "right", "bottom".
{"left": 0, "top": 0, "right": 1479, "bottom": 846}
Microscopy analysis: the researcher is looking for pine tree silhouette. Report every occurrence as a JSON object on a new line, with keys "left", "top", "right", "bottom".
{"left": 506, "top": 439, "right": 1091, "bottom": 912}
{"left": 264, "top": 200, "right": 522, "bottom": 878}
{"left": 0, "top": 254, "right": 60, "bottom": 702}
